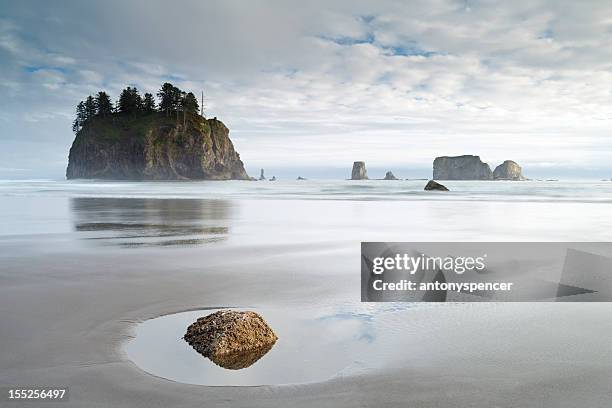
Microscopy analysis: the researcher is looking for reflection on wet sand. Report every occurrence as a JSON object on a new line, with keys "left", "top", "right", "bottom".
{"left": 70, "top": 197, "right": 231, "bottom": 247}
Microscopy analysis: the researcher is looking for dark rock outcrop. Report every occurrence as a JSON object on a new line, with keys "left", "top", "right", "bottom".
{"left": 433, "top": 155, "right": 492, "bottom": 180}
{"left": 296, "top": 176, "right": 306, "bottom": 180}
{"left": 351, "top": 161, "right": 368, "bottom": 180}
{"left": 184, "top": 310, "right": 278, "bottom": 370}
{"left": 269, "top": 176, "right": 276, "bottom": 181}
{"left": 259, "top": 168, "right": 266, "bottom": 180}
{"left": 383, "top": 171, "right": 398, "bottom": 180}
{"left": 493, "top": 160, "right": 525, "bottom": 180}
{"left": 424, "top": 180, "right": 449, "bottom": 191}
{"left": 66, "top": 113, "right": 249, "bottom": 180}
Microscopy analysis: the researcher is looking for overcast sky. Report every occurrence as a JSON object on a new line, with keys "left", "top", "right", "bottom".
{"left": 2, "top": 0, "right": 612, "bottom": 179}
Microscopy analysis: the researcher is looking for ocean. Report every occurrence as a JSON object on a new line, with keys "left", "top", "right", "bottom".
{"left": 2, "top": 179, "right": 612, "bottom": 246}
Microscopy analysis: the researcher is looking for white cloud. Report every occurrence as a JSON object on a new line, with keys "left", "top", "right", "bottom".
{"left": 1, "top": 0, "right": 612, "bottom": 178}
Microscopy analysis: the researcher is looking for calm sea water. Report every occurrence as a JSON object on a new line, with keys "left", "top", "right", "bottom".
{"left": 2, "top": 179, "right": 612, "bottom": 202}
{"left": 2, "top": 179, "right": 612, "bottom": 246}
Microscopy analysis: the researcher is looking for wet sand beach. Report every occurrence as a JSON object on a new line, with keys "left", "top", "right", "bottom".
{"left": 1, "top": 181, "right": 612, "bottom": 407}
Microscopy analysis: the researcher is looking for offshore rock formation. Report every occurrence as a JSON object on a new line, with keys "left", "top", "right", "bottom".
{"left": 259, "top": 168, "right": 266, "bottom": 180}
{"left": 493, "top": 160, "right": 525, "bottom": 180}
{"left": 383, "top": 171, "right": 398, "bottom": 180}
{"left": 184, "top": 310, "right": 278, "bottom": 370}
{"left": 351, "top": 161, "right": 368, "bottom": 180}
{"left": 433, "top": 155, "right": 493, "bottom": 180}
{"left": 424, "top": 180, "right": 449, "bottom": 191}
{"left": 66, "top": 113, "right": 249, "bottom": 180}
{"left": 296, "top": 176, "right": 306, "bottom": 180}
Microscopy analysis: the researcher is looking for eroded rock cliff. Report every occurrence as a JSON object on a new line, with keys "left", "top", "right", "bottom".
{"left": 433, "top": 155, "right": 493, "bottom": 180}
{"left": 66, "top": 113, "right": 249, "bottom": 180}
{"left": 493, "top": 160, "right": 525, "bottom": 180}
{"left": 351, "top": 161, "right": 368, "bottom": 180}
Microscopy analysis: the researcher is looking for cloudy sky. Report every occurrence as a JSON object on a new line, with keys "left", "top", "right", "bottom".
{"left": 2, "top": 0, "right": 612, "bottom": 179}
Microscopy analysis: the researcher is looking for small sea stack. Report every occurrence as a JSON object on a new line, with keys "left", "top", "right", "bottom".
{"left": 259, "top": 169, "right": 266, "bottom": 180}
{"left": 184, "top": 310, "right": 278, "bottom": 370}
{"left": 493, "top": 160, "right": 526, "bottom": 180}
{"left": 351, "top": 161, "right": 368, "bottom": 180}
{"left": 424, "top": 180, "right": 449, "bottom": 191}
{"left": 383, "top": 171, "right": 398, "bottom": 180}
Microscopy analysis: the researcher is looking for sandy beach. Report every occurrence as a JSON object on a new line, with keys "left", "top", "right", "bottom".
{"left": 1, "top": 182, "right": 612, "bottom": 407}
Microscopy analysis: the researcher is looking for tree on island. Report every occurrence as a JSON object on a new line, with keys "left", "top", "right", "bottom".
{"left": 182, "top": 92, "right": 199, "bottom": 115}
{"left": 143, "top": 93, "right": 156, "bottom": 113}
{"left": 96, "top": 92, "right": 113, "bottom": 117}
{"left": 157, "top": 82, "right": 182, "bottom": 115}
{"left": 84, "top": 96, "right": 97, "bottom": 119}
{"left": 72, "top": 101, "right": 86, "bottom": 133}
{"left": 118, "top": 86, "right": 143, "bottom": 114}
{"left": 72, "top": 82, "right": 206, "bottom": 133}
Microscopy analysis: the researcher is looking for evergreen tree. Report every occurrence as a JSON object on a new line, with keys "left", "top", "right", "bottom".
{"left": 157, "top": 82, "right": 182, "bottom": 114}
{"left": 84, "top": 95, "right": 97, "bottom": 119}
{"left": 96, "top": 91, "right": 113, "bottom": 116}
{"left": 72, "top": 101, "right": 86, "bottom": 133}
{"left": 182, "top": 92, "right": 199, "bottom": 115}
{"left": 143, "top": 93, "right": 156, "bottom": 113}
{"left": 118, "top": 86, "right": 143, "bottom": 114}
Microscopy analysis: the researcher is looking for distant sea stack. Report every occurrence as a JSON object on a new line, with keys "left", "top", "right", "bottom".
{"left": 432, "top": 155, "right": 526, "bottom": 180}
{"left": 433, "top": 155, "right": 492, "bottom": 180}
{"left": 493, "top": 160, "right": 525, "bottom": 180}
{"left": 351, "top": 161, "right": 368, "bottom": 180}
{"left": 67, "top": 113, "right": 248, "bottom": 180}
{"left": 383, "top": 171, "right": 398, "bottom": 180}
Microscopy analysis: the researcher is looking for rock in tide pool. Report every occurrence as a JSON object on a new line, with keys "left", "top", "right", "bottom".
{"left": 493, "top": 160, "right": 525, "bottom": 180}
{"left": 183, "top": 310, "right": 278, "bottom": 370}
{"left": 383, "top": 171, "right": 398, "bottom": 180}
{"left": 424, "top": 180, "right": 449, "bottom": 191}
{"left": 351, "top": 161, "right": 368, "bottom": 180}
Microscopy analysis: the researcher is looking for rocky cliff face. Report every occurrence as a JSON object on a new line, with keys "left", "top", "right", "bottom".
{"left": 433, "top": 155, "right": 493, "bottom": 180}
{"left": 66, "top": 113, "right": 249, "bottom": 180}
{"left": 351, "top": 161, "right": 368, "bottom": 180}
{"left": 493, "top": 160, "right": 525, "bottom": 180}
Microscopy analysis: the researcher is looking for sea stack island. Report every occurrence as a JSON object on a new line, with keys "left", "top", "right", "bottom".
{"left": 66, "top": 82, "right": 249, "bottom": 180}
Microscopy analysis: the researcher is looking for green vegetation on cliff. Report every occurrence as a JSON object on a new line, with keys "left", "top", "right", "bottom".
{"left": 72, "top": 82, "right": 201, "bottom": 134}
{"left": 66, "top": 83, "right": 248, "bottom": 181}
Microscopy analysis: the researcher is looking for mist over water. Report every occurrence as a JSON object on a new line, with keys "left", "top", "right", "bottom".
{"left": 2, "top": 179, "right": 612, "bottom": 249}
{"left": 3, "top": 179, "right": 612, "bottom": 203}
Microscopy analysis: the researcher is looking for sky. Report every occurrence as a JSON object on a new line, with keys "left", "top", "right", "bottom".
{"left": 2, "top": 0, "right": 612, "bottom": 179}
